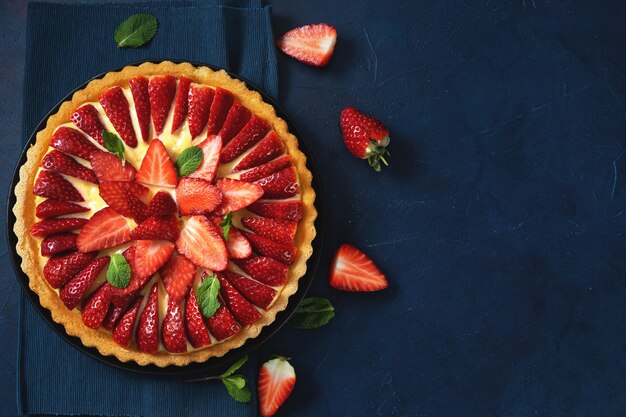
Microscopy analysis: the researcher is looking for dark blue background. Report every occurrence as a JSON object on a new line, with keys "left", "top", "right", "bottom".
{"left": 3, "top": 0, "right": 626, "bottom": 416}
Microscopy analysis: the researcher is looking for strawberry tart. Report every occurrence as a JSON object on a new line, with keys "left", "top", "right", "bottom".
{"left": 13, "top": 61, "right": 316, "bottom": 367}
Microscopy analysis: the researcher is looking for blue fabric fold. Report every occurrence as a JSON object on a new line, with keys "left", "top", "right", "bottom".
{"left": 17, "top": 1, "right": 278, "bottom": 415}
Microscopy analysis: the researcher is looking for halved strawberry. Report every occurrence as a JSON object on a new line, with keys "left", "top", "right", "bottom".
{"left": 162, "top": 298, "right": 187, "bottom": 353}
{"left": 258, "top": 357, "right": 296, "bottom": 417}
{"left": 239, "top": 156, "right": 292, "bottom": 183}
{"left": 109, "top": 246, "right": 152, "bottom": 304}
{"left": 43, "top": 251, "right": 97, "bottom": 288}
{"left": 218, "top": 102, "right": 251, "bottom": 145}
{"left": 241, "top": 230, "right": 296, "bottom": 265}
{"left": 137, "top": 283, "right": 159, "bottom": 353}
{"left": 41, "top": 233, "right": 78, "bottom": 256}
{"left": 233, "top": 131, "right": 285, "bottom": 172}
{"left": 136, "top": 139, "right": 177, "bottom": 187}
{"left": 41, "top": 150, "right": 98, "bottom": 184}
{"left": 149, "top": 75, "right": 176, "bottom": 135}
{"left": 129, "top": 77, "right": 151, "bottom": 142}
{"left": 188, "top": 135, "right": 221, "bottom": 183}
{"left": 247, "top": 200, "right": 302, "bottom": 222}
{"left": 255, "top": 167, "right": 299, "bottom": 199}
{"left": 36, "top": 199, "right": 89, "bottom": 219}
{"left": 204, "top": 292, "right": 241, "bottom": 340}
{"left": 185, "top": 287, "right": 212, "bottom": 348}
{"left": 90, "top": 151, "right": 136, "bottom": 182}
{"left": 60, "top": 256, "right": 109, "bottom": 309}
{"left": 50, "top": 127, "right": 99, "bottom": 160}
{"left": 171, "top": 76, "right": 191, "bottom": 134}
{"left": 240, "top": 217, "right": 297, "bottom": 245}
{"left": 221, "top": 116, "right": 271, "bottom": 163}
{"left": 209, "top": 218, "right": 252, "bottom": 259}
{"left": 99, "top": 181, "right": 134, "bottom": 217}
{"left": 112, "top": 296, "right": 142, "bottom": 347}
{"left": 188, "top": 84, "right": 215, "bottom": 138}
{"left": 214, "top": 178, "right": 264, "bottom": 215}
{"left": 176, "top": 215, "right": 228, "bottom": 271}
{"left": 233, "top": 255, "right": 288, "bottom": 286}
{"left": 81, "top": 283, "right": 112, "bottom": 329}
{"left": 207, "top": 87, "right": 234, "bottom": 135}
{"left": 148, "top": 191, "right": 177, "bottom": 216}
{"left": 99, "top": 86, "right": 137, "bottom": 147}
{"left": 133, "top": 240, "right": 175, "bottom": 278}
{"left": 176, "top": 178, "right": 222, "bottom": 215}
{"left": 216, "top": 272, "right": 261, "bottom": 325}
{"left": 127, "top": 191, "right": 150, "bottom": 223}
{"left": 70, "top": 104, "right": 105, "bottom": 146}
{"left": 329, "top": 244, "right": 388, "bottom": 292}
{"left": 76, "top": 207, "right": 131, "bottom": 252}
{"left": 222, "top": 270, "right": 276, "bottom": 310}
{"left": 130, "top": 215, "right": 179, "bottom": 241}
{"left": 34, "top": 170, "right": 84, "bottom": 202}
{"left": 103, "top": 295, "right": 133, "bottom": 330}
{"left": 276, "top": 23, "right": 337, "bottom": 67}
{"left": 161, "top": 252, "right": 197, "bottom": 302}
{"left": 31, "top": 218, "right": 87, "bottom": 238}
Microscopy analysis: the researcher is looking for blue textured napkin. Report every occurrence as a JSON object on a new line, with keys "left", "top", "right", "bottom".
{"left": 17, "top": 1, "right": 278, "bottom": 415}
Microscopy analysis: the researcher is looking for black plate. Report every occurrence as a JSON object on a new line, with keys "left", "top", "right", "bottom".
{"left": 6, "top": 60, "right": 323, "bottom": 378}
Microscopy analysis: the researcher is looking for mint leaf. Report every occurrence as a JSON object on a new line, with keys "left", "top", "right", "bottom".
{"left": 220, "top": 355, "right": 248, "bottom": 378}
{"left": 102, "top": 130, "right": 125, "bottom": 162}
{"left": 114, "top": 14, "right": 158, "bottom": 48}
{"left": 219, "top": 211, "right": 233, "bottom": 240}
{"left": 106, "top": 254, "right": 131, "bottom": 288}
{"left": 175, "top": 146, "right": 203, "bottom": 176}
{"left": 196, "top": 275, "right": 220, "bottom": 318}
{"left": 222, "top": 375, "right": 251, "bottom": 403}
{"left": 288, "top": 297, "right": 335, "bottom": 329}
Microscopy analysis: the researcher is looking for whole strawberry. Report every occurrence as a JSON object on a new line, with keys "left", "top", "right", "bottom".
{"left": 340, "top": 107, "right": 390, "bottom": 172}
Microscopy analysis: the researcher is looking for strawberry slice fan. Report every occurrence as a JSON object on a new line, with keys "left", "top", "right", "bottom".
{"left": 8, "top": 61, "right": 323, "bottom": 377}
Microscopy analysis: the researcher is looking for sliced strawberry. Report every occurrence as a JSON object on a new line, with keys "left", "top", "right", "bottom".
{"left": 207, "top": 87, "right": 234, "bottom": 135}
{"left": 276, "top": 23, "right": 337, "bottom": 67}
{"left": 176, "top": 215, "right": 228, "bottom": 271}
{"left": 43, "top": 251, "right": 97, "bottom": 288}
{"left": 136, "top": 139, "right": 177, "bottom": 187}
{"left": 50, "top": 126, "right": 99, "bottom": 160}
{"left": 221, "top": 116, "right": 271, "bottom": 163}
{"left": 240, "top": 217, "right": 297, "bottom": 245}
{"left": 233, "top": 255, "right": 288, "bottom": 286}
{"left": 129, "top": 77, "right": 151, "bottom": 142}
{"left": 258, "top": 357, "right": 296, "bottom": 417}
{"left": 206, "top": 298, "right": 241, "bottom": 341}
{"left": 222, "top": 270, "right": 276, "bottom": 310}
{"left": 247, "top": 200, "right": 302, "bottom": 222}
{"left": 149, "top": 75, "right": 176, "bottom": 135}
{"left": 41, "top": 150, "right": 98, "bottom": 184}
{"left": 214, "top": 178, "right": 264, "bottom": 215}
{"left": 161, "top": 252, "right": 197, "bottom": 302}
{"left": 162, "top": 298, "right": 187, "bottom": 353}
{"left": 103, "top": 295, "right": 133, "bottom": 330}
{"left": 36, "top": 199, "right": 89, "bottom": 219}
{"left": 130, "top": 215, "right": 179, "bottom": 241}
{"left": 218, "top": 102, "right": 251, "bottom": 145}
{"left": 31, "top": 218, "right": 87, "bottom": 238}
{"left": 184, "top": 287, "right": 212, "bottom": 348}
{"left": 188, "top": 135, "right": 221, "bottom": 182}
{"left": 127, "top": 191, "right": 150, "bottom": 223}
{"left": 216, "top": 272, "right": 261, "bottom": 325}
{"left": 41, "top": 233, "right": 78, "bottom": 256}
{"left": 239, "top": 156, "right": 292, "bottom": 183}
{"left": 148, "top": 191, "right": 177, "bottom": 216}
{"left": 99, "top": 181, "right": 133, "bottom": 217}
{"left": 70, "top": 104, "right": 105, "bottom": 146}
{"left": 176, "top": 178, "right": 222, "bottom": 215}
{"left": 133, "top": 240, "right": 175, "bottom": 278}
{"left": 90, "top": 151, "right": 136, "bottom": 182}
{"left": 60, "top": 256, "right": 109, "bottom": 309}
{"left": 34, "top": 170, "right": 84, "bottom": 202}
{"left": 109, "top": 246, "right": 152, "bottom": 304}
{"left": 137, "top": 283, "right": 160, "bottom": 353}
{"left": 241, "top": 230, "right": 296, "bottom": 265}
{"left": 209, "top": 218, "right": 252, "bottom": 259}
{"left": 81, "top": 283, "right": 112, "bottom": 329}
{"left": 76, "top": 207, "right": 130, "bottom": 252}
{"left": 329, "top": 244, "right": 388, "bottom": 292}
{"left": 99, "top": 86, "right": 137, "bottom": 147}
{"left": 171, "top": 76, "right": 192, "bottom": 133}
{"left": 187, "top": 84, "right": 215, "bottom": 138}
{"left": 255, "top": 167, "right": 299, "bottom": 199}
{"left": 112, "top": 296, "right": 142, "bottom": 346}
{"left": 233, "top": 131, "right": 285, "bottom": 172}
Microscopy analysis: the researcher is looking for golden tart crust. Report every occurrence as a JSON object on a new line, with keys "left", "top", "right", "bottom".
{"left": 13, "top": 61, "right": 317, "bottom": 367}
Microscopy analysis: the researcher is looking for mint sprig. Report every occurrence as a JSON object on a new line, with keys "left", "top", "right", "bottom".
{"left": 220, "top": 355, "right": 251, "bottom": 403}
{"left": 175, "top": 146, "right": 203, "bottom": 176}
{"left": 219, "top": 211, "right": 233, "bottom": 240}
{"left": 288, "top": 297, "right": 335, "bottom": 329}
{"left": 114, "top": 14, "right": 158, "bottom": 48}
{"left": 196, "top": 275, "right": 220, "bottom": 318}
{"left": 102, "top": 130, "right": 125, "bottom": 163}
{"left": 106, "top": 254, "right": 131, "bottom": 288}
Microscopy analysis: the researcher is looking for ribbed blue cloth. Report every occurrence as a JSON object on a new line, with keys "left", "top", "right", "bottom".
{"left": 17, "top": 1, "right": 278, "bottom": 415}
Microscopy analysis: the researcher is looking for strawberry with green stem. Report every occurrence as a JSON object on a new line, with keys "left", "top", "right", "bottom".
{"left": 340, "top": 106, "right": 391, "bottom": 172}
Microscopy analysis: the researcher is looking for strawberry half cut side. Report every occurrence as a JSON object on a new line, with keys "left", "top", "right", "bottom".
{"left": 329, "top": 244, "right": 388, "bottom": 292}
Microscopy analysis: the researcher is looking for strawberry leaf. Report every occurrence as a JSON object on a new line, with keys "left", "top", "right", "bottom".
{"left": 175, "top": 146, "right": 203, "bottom": 177}
{"left": 288, "top": 297, "right": 335, "bottom": 329}
{"left": 220, "top": 355, "right": 248, "bottom": 378}
{"left": 114, "top": 14, "right": 158, "bottom": 48}
{"left": 196, "top": 274, "right": 220, "bottom": 318}
{"left": 219, "top": 211, "right": 233, "bottom": 240}
{"left": 102, "top": 130, "right": 126, "bottom": 163}
{"left": 106, "top": 253, "right": 131, "bottom": 288}
{"left": 221, "top": 375, "right": 251, "bottom": 403}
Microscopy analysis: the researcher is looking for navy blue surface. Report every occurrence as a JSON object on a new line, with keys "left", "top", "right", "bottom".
{"left": 3, "top": 0, "right": 626, "bottom": 416}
